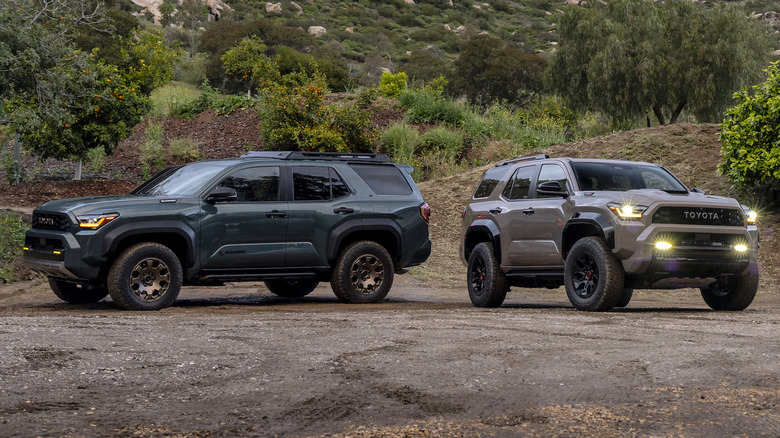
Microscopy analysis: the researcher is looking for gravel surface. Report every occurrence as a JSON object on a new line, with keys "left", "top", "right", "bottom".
{"left": 1, "top": 276, "right": 779, "bottom": 437}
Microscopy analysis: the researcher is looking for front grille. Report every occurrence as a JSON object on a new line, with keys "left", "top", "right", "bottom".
{"left": 32, "top": 212, "right": 72, "bottom": 231}
{"left": 652, "top": 207, "right": 744, "bottom": 226}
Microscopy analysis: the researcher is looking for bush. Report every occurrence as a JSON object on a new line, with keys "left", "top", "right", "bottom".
{"left": 0, "top": 212, "right": 26, "bottom": 283}
{"left": 720, "top": 61, "right": 780, "bottom": 193}
{"left": 381, "top": 123, "right": 419, "bottom": 163}
{"left": 167, "top": 136, "right": 203, "bottom": 162}
{"left": 260, "top": 78, "right": 375, "bottom": 153}
{"left": 399, "top": 90, "right": 471, "bottom": 126}
{"left": 2, "top": 153, "right": 27, "bottom": 185}
{"left": 86, "top": 146, "right": 106, "bottom": 174}
{"left": 421, "top": 127, "right": 464, "bottom": 160}
{"left": 140, "top": 121, "right": 164, "bottom": 179}
{"left": 173, "top": 80, "right": 255, "bottom": 119}
{"left": 379, "top": 71, "right": 408, "bottom": 98}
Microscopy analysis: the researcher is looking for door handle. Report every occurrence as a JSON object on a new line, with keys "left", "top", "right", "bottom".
{"left": 265, "top": 210, "right": 287, "bottom": 218}
{"left": 522, "top": 208, "right": 535, "bottom": 215}
{"left": 333, "top": 207, "right": 355, "bottom": 214}
{"left": 489, "top": 208, "right": 503, "bottom": 214}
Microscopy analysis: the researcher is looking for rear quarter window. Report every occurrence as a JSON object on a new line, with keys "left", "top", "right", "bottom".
{"left": 350, "top": 164, "right": 413, "bottom": 195}
{"left": 473, "top": 166, "right": 510, "bottom": 198}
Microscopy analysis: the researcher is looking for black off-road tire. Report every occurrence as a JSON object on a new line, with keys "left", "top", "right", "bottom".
{"left": 331, "top": 241, "right": 394, "bottom": 303}
{"left": 265, "top": 279, "right": 319, "bottom": 298}
{"left": 700, "top": 266, "right": 759, "bottom": 311}
{"left": 107, "top": 243, "right": 183, "bottom": 311}
{"left": 467, "top": 242, "right": 507, "bottom": 308}
{"left": 48, "top": 278, "right": 109, "bottom": 304}
{"left": 615, "top": 288, "right": 634, "bottom": 308}
{"left": 564, "top": 237, "right": 624, "bottom": 311}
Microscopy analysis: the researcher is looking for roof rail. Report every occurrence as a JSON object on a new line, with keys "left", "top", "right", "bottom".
{"left": 241, "top": 151, "right": 392, "bottom": 163}
{"left": 496, "top": 154, "right": 550, "bottom": 167}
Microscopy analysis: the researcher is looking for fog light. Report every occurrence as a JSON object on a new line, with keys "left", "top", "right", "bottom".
{"left": 655, "top": 241, "right": 673, "bottom": 250}
{"left": 734, "top": 244, "right": 748, "bottom": 252}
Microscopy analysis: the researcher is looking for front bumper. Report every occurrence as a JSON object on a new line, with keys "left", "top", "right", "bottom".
{"left": 22, "top": 230, "right": 100, "bottom": 281}
{"left": 619, "top": 223, "right": 758, "bottom": 289}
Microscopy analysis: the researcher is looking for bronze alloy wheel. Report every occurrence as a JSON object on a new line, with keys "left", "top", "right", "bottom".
{"left": 129, "top": 257, "right": 171, "bottom": 302}
{"left": 349, "top": 253, "right": 384, "bottom": 294}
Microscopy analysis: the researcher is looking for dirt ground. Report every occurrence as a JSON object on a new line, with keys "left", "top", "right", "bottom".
{"left": 1, "top": 275, "right": 779, "bottom": 438}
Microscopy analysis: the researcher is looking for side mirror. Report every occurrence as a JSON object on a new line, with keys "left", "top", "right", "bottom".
{"left": 691, "top": 188, "right": 706, "bottom": 194}
{"left": 205, "top": 187, "right": 237, "bottom": 204}
{"left": 537, "top": 181, "right": 569, "bottom": 198}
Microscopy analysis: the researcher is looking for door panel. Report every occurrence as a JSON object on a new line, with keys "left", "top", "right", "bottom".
{"left": 200, "top": 166, "right": 288, "bottom": 269}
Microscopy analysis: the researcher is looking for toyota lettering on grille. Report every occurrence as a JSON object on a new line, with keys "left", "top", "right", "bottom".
{"left": 683, "top": 211, "right": 721, "bottom": 221}
{"left": 38, "top": 217, "right": 56, "bottom": 226}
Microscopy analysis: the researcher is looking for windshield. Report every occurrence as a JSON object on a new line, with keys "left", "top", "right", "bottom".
{"left": 571, "top": 162, "right": 687, "bottom": 193}
{"left": 131, "top": 162, "right": 233, "bottom": 196}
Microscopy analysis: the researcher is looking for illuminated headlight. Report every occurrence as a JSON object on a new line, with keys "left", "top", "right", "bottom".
{"left": 746, "top": 210, "right": 757, "bottom": 225}
{"left": 655, "top": 241, "right": 673, "bottom": 250}
{"left": 734, "top": 244, "right": 748, "bottom": 252}
{"left": 607, "top": 203, "right": 648, "bottom": 220}
{"left": 77, "top": 213, "right": 118, "bottom": 229}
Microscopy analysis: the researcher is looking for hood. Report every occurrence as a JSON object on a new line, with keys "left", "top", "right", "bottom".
{"left": 606, "top": 189, "right": 742, "bottom": 210}
{"left": 35, "top": 195, "right": 176, "bottom": 216}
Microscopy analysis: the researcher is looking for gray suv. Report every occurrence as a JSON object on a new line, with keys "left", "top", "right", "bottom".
{"left": 461, "top": 155, "right": 759, "bottom": 311}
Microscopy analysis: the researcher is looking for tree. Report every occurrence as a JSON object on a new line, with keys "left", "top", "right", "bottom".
{"left": 220, "top": 36, "right": 276, "bottom": 94}
{"left": 547, "top": 0, "right": 770, "bottom": 126}
{"left": 451, "top": 34, "right": 547, "bottom": 107}
{"left": 719, "top": 62, "right": 780, "bottom": 194}
{"left": 0, "top": 0, "right": 149, "bottom": 170}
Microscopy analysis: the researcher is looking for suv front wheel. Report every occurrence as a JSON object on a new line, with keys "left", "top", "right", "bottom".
{"left": 49, "top": 278, "right": 109, "bottom": 304}
{"left": 107, "top": 243, "right": 183, "bottom": 311}
{"left": 331, "top": 241, "right": 394, "bottom": 303}
{"left": 467, "top": 242, "right": 507, "bottom": 307}
{"left": 564, "top": 237, "right": 624, "bottom": 311}
{"left": 700, "top": 267, "right": 759, "bottom": 311}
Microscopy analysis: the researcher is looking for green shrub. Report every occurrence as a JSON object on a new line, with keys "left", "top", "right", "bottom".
{"left": 260, "top": 78, "right": 375, "bottom": 153}
{"left": 356, "top": 87, "right": 380, "bottom": 109}
{"left": 2, "top": 153, "right": 27, "bottom": 185}
{"left": 381, "top": 123, "right": 419, "bottom": 163}
{"left": 399, "top": 90, "right": 471, "bottom": 126}
{"left": 149, "top": 81, "right": 202, "bottom": 118}
{"left": 167, "top": 136, "right": 203, "bottom": 161}
{"left": 379, "top": 71, "right": 408, "bottom": 98}
{"left": 140, "top": 121, "right": 165, "bottom": 179}
{"left": 173, "top": 80, "right": 255, "bottom": 119}
{"left": 0, "top": 212, "right": 26, "bottom": 283}
{"left": 420, "top": 127, "right": 464, "bottom": 160}
{"left": 86, "top": 146, "right": 106, "bottom": 174}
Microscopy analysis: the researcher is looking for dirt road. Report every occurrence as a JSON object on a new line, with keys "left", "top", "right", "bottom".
{"left": 1, "top": 275, "right": 779, "bottom": 437}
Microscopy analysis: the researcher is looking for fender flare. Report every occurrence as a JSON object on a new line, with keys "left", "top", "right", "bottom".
{"left": 102, "top": 220, "right": 197, "bottom": 267}
{"left": 464, "top": 219, "right": 501, "bottom": 263}
{"left": 562, "top": 212, "right": 615, "bottom": 258}
{"left": 327, "top": 219, "right": 403, "bottom": 263}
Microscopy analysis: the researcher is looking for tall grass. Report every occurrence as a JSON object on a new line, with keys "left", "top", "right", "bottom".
{"left": 148, "top": 82, "right": 202, "bottom": 118}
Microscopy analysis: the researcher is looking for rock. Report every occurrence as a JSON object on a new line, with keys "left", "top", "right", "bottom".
{"left": 404, "top": 0, "right": 415, "bottom": 4}
{"left": 290, "top": 1, "right": 303, "bottom": 16}
{"left": 345, "top": 27, "right": 354, "bottom": 34}
{"left": 774, "top": 50, "right": 780, "bottom": 56}
{"left": 566, "top": 0, "right": 580, "bottom": 5}
{"left": 308, "top": 26, "right": 327, "bottom": 37}
{"left": 443, "top": 24, "right": 451, "bottom": 31}
{"left": 131, "top": 0, "right": 229, "bottom": 24}
{"left": 455, "top": 25, "right": 467, "bottom": 33}
{"left": 265, "top": 2, "right": 282, "bottom": 14}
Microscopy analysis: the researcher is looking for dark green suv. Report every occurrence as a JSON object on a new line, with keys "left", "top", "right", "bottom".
{"left": 23, "top": 151, "right": 431, "bottom": 310}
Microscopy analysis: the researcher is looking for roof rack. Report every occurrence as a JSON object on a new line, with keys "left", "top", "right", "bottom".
{"left": 496, "top": 154, "right": 550, "bottom": 167}
{"left": 241, "top": 151, "right": 392, "bottom": 163}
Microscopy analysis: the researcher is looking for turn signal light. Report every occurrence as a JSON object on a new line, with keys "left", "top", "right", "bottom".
{"left": 420, "top": 202, "right": 431, "bottom": 223}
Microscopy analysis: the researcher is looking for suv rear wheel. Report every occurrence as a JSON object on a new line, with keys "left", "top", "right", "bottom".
{"left": 467, "top": 242, "right": 507, "bottom": 307}
{"left": 107, "top": 243, "right": 183, "bottom": 311}
{"left": 265, "top": 279, "right": 319, "bottom": 298}
{"left": 700, "top": 268, "right": 759, "bottom": 311}
{"left": 331, "top": 241, "right": 394, "bottom": 303}
{"left": 49, "top": 278, "right": 109, "bottom": 304}
{"left": 564, "top": 237, "right": 624, "bottom": 311}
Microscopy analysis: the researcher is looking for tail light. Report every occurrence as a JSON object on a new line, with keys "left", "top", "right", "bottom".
{"left": 420, "top": 202, "right": 430, "bottom": 223}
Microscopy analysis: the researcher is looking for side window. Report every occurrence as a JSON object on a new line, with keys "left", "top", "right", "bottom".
{"left": 218, "top": 167, "right": 280, "bottom": 202}
{"left": 537, "top": 164, "right": 569, "bottom": 198}
{"left": 501, "top": 165, "right": 534, "bottom": 200}
{"left": 349, "top": 164, "right": 412, "bottom": 195}
{"left": 473, "top": 166, "right": 510, "bottom": 199}
{"left": 293, "top": 166, "right": 350, "bottom": 201}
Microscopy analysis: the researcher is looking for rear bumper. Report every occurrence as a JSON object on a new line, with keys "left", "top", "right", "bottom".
{"left": 401, "top": 238, "right": 431, "bottom": 268}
